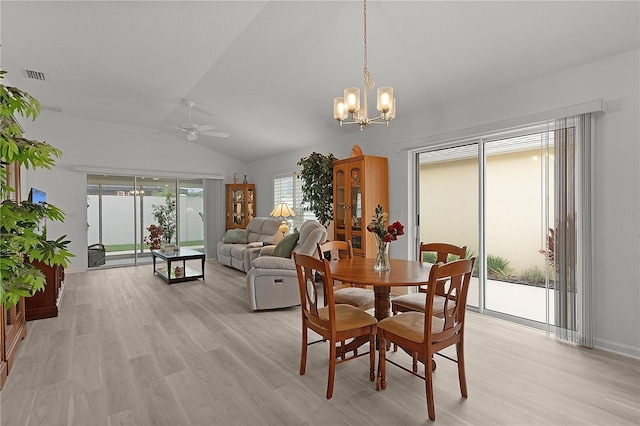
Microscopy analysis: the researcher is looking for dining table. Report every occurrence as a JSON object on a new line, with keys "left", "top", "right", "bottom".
{"left": 328, "top": 257, "right": 433, "bottom": 322}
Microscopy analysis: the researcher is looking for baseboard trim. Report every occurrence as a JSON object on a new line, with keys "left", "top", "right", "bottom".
{"left": 594, "top": 338, "right": 640, "bottom": 360}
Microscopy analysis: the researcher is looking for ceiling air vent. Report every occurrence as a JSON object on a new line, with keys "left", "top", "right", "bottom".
{"left": 23, "top": 69, "right": 47, "bottom": 81}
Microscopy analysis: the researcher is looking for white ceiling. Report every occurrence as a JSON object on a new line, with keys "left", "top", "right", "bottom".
{"left": 2, "top": 1, "right": 638, "bottom": 163}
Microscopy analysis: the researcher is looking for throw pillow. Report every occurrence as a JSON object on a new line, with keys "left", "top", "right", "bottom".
{"left": 222, "top": 228, "right": 250, "bottom": 244}
{"left": 271, "top": 232, "right": 299, "bottom": 258}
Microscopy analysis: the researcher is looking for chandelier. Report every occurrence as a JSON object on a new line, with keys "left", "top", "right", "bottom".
{"left": 333, "top": 0, "right": 396, "bottom": 130}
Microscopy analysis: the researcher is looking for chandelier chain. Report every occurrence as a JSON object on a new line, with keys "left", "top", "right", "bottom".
{"left": 363, "top": 0, "right": 367, "bottom": 72}
{"left": 363, "top": 0, "right": 374, "bottom": 91}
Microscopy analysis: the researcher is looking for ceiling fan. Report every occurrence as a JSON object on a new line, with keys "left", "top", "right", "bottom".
{"left": 165, "top": 100, "right": 230, "bottom": 141}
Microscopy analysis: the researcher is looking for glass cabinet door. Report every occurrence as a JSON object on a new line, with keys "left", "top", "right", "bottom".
{"left": 232, "top": 188, "right": 245, "bottom": 225}
{"left": 334, "top": 167, "right": 346, "bottom": 231}
{"left": 247, "top": 187, "right": 255, "bottom": 222}
{"left": 349, "top": 165, "right": 362, "bottom": 249}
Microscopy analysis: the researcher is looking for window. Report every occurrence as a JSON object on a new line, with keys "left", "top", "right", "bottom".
{"left": 273, "top": 172, "right": 317, "bottom": 230}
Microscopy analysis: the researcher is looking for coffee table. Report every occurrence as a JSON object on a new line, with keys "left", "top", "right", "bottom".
{"left": 152, "top": 248, "right": 205, "bottom": 284}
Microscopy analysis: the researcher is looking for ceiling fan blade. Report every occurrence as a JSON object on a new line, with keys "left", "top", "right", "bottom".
{"left": 165, "top": 125, "right": 186, "bottom": 132}
{"left": 200, "top": 131, "right": 230, "bottom": 138}
{"left": 186, "top": 132, "right": 197, "bottom": 142}
{"left": 195, "top": 124, "right": 215, "bottom": 132}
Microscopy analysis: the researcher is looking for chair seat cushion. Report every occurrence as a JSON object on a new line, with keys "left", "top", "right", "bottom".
{"left": 318, "top": 304, "right": 377, "bottom": 332}
{"left": 391, "top": 293, "right": 453, "bottom": 315}
{"left": 377, "top": 312, "right": 444, "bottom": 344}
{"left": 335, "top": 287, "right": 375, "bottom": 308}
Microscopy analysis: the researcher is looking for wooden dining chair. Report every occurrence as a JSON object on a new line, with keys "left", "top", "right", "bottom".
{"left": 294, "top": 252, "right": 377, "bottom": 399}
{"left": 376, "top": 258, "right": 475, "bottom": 421}
{"left": 317, "top": 241, "right": 375, "bottom": 311}
{"left": 392, "top": 243, "right": 468, "bottom": 315}
{"left": 390, "top": 242, "right": 467, "bottom": 371}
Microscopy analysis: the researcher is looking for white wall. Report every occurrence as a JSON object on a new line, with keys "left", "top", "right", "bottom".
{"left": 249, "top": 49, "right": 640, "bottom": 358}
{"left": 19, "top": 114, "right": 247, "bottom": 271}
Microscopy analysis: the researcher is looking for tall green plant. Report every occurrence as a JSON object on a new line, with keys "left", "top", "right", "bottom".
{"left": 152, "top": 193, "right": 176, "bottom": 244}
{"left": 1, "top": 68, "right": 74, "bottom": 308}
{"left": 297, "top": 152, "right": 337, "bottom": 227}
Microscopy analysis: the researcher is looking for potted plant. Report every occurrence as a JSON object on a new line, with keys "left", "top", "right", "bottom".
{"left": 151, "top": 192, "right": 176, "bottom": 245}
{"left": 0, "top": 67, "right": 73, "bottom": 308}
{"left": 297, "top": 151, "right": 337, "bottom": 227}
{"left": 143, "top": 224, "right": 164, "bottom": 250}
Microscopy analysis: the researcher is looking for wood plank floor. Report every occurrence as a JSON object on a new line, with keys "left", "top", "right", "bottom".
{"left": 1, "top": 260, "right": 639, "bottom": 425}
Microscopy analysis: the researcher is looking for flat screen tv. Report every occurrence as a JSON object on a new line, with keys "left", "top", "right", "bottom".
{"left": 28, "top": 187, "right": 46, "bottom": 204}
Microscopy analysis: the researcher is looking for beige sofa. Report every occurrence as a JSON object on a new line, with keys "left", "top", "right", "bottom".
{"left": 246, "top": 220, "right": 327, "bottom": 311}
{"left": 216, "top": 217, "right": 281, "bottom": 273}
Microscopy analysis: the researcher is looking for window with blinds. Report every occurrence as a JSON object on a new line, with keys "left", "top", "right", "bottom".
{"left": 273, "top": 173, "right": 317, "bottom": 231}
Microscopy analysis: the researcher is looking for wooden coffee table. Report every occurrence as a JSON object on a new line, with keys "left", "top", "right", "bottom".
{"left": 152, "top": 248, "right": 205, "bottom": 284}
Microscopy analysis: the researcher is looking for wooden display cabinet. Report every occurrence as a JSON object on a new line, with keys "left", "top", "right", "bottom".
{"left": 25, "top": 260, "right": 65, "bottom": 320}
{"left": 225, "top": 183, "right": 256, "bottom": 230}
{"left": 333, "top": 155, "right": 388, "bottom": 258}
{"left": 1, "top": 297, "right": 27, "bottom": 389}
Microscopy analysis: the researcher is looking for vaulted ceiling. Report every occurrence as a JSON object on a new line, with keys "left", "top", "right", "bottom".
{"left": 2, "top": 1, "right": 638, "bottom": 163}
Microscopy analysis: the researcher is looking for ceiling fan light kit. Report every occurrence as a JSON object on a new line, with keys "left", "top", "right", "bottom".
{"left": 333, "top": 0, "right": 396, "bottom": 130}
{"left": 165, "top": 99, "right": 230, "bottom": 141}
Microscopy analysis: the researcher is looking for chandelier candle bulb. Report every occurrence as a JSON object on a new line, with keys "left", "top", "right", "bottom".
{"left": 387, "top": 98, "right": 396, "bottom": 120}
{"left": 334, "top": 98, "right": 348, "bottom": 121}
{"left": 377, "top": 87, "right": 393, "bottom": 112}
{"left": 344, "top": 88, "right": 360, "bottom": 113}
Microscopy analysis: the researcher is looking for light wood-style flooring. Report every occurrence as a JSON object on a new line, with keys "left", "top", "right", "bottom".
{"left": 1, "top": 260, "right": 639, "bottom": 425}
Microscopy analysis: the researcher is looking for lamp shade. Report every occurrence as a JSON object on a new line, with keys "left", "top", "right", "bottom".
{"left": 344, "top": 87, "right": 360, "bottom": 113}
{"left": 334, "top": 97, "right": 348, "bottom": 121}
{"left": 270, "top": 202, "right": 296, "bottom": 218}
{"left": 377, "top": 87, "right": 393, "bottom": 113}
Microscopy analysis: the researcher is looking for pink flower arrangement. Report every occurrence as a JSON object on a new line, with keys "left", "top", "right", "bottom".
{"left": 366, "top": 204, "right": 405, "bottom": 243}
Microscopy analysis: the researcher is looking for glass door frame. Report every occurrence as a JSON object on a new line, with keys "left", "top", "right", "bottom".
{"left": 87, "top": 174, "right": 205, "bottom": 268}
{"left": 413, "top": 124, "right": 555, "bottom": 331}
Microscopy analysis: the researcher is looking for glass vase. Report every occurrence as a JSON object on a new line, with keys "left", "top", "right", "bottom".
{"left": 374, "top": 234, "right": 391, "bottom": 271}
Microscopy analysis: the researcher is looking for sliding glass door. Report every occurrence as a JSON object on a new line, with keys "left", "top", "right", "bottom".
{"left": 87, "top": 175, "right": 136, "bottom": 267}
{"left": 417, "top": 129, "right": 555, "bottom": 327}
{"left": 178, "top": 179, "right": 204, "bottom": 250}
{"left": 418, "top": 144, "right": 479, "bottom": 308}
{"left": 484, "top": 133, "right": 554, "bottom": 324}
{"left": 87, "top": 174, "right": 203, "bottom": 268}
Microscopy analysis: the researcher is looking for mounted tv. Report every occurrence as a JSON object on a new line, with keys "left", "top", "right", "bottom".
{"left": 28, "top": 187, "right": 46, "bottom": 204}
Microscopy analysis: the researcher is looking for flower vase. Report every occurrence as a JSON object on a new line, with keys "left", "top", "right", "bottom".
{"left": 374, "top": 234, "right": 391, "bottom": 271}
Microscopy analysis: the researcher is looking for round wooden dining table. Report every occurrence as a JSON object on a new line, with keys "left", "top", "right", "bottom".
{"left": 328, "top": 257, "right": 433, "bottom": 321}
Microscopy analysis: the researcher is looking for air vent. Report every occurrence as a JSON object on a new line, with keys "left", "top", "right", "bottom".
{"left": 23, "top": 69, "right": 47, "bottom": 81}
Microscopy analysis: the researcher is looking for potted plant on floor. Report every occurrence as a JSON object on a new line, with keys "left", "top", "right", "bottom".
{"left": 151, "top": 192, "right": 176, "bottom": 247}
{"left": 0, "top": 66, "right": 74, "bottom": 307}
{"left": 297, "top": 151, "right": 337, "bottom": 227}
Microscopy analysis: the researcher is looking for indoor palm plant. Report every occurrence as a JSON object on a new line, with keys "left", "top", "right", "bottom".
{"left": 0, "top": 66, "right": 73, "bottom": 308}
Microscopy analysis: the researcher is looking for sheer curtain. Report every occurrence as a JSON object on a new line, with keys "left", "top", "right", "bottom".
{"left": 553, "top": 114, "right": 593, "bottom": 347}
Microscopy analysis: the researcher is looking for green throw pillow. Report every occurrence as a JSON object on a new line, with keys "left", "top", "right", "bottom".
{"left": 222, "top": 228, "right": 250, "bottom": 244}
{"left": 271, "top": 232, "right": 299, "bottom": 258}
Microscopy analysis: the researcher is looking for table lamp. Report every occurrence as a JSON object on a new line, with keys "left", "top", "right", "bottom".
{"left": 270, "top": 201, "right": 296, "bottom": 238}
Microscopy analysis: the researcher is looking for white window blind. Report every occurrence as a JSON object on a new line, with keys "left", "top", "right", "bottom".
{"left": 273, "top": 173, "right": 317, "bottom": 231}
